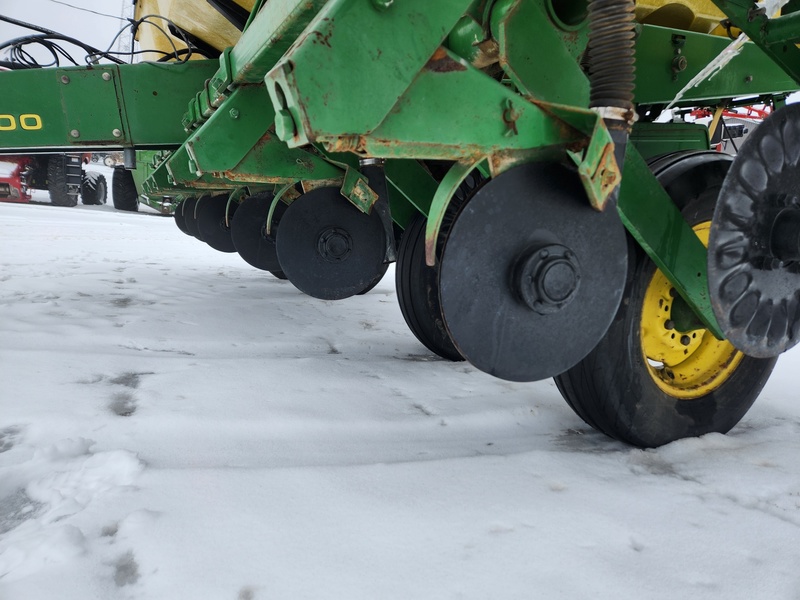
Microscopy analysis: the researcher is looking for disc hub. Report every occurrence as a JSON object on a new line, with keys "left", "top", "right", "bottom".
{"left": 769, "top": 206, "right": 800, "bottom": 263}
{"left": 516, "top": 244, "right": 581, "bottom": 314}
{"left": 318, "top": 227, "right": 353, "bottom": 263}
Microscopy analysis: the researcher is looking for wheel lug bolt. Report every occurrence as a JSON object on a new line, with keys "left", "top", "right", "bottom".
{"left": 669, "top": 288, "right": 677, "bottom": 297}
{"left": 664, "top": 319, "right": 675, "bottom": 330}
{"left": 680, "top": 335, "right": 691, "bottom": 346}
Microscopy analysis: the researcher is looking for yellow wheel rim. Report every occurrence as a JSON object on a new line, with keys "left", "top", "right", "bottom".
{"left": 640, "top": 222, "right": 744, "bottom": 399}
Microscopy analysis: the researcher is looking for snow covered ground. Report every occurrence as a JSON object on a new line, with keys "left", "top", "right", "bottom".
{"left": 1, "top": 199, "right": 799, "bottom": 599}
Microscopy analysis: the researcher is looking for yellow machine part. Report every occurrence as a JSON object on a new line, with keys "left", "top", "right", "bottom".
{"left": 634, "top": 0, "right": 726, "bottom": 34}
{"left": 134, "top": 0, "right": 254, "bottom": 61}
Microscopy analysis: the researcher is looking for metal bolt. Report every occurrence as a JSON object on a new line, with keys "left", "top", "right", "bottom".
{"left": 229, "top": 108, "right": 240, "bottom": 119}
{"left": 672, "top": 55, "right": 688, "bottom": 73}
{"left": 745, "top": 75, "right": 753, "bottom": 83}
{"left": 60, "top": 75, "right": 70, "bottom": 84}
{"left": 669, "top": 287, "right": 676, "bottom": 297}
{"left": 372, "top": 0, "right": 393, "bottom": 10}
{"left": 69, "top": 129, "right": 80, "bottom": 138}
{"left": 664, "top": 320, "right": 675, "bottom": 330}
{"left": 112, "top": 128, "right": 122, "bottom": 138}
{"left": 601, "top": 169, "right": 616, "bottom": 189}
{"left": 102, "top": 72, "right": 112, "bottom": 81}
{"left": 680, "top": 335, "right": 691, "bottom": 346}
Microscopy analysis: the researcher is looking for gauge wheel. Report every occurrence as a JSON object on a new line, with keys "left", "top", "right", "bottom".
{"left": 554, "top": 151, "right": 778, "bottom": 447}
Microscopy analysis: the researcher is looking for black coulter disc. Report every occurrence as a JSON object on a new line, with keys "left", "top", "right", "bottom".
{"left": 173, "top": 199, "right": 190, "bottom": 235}
{"left": 196, "top": 194, "right": 238, "bottom": 253}
{"left": 357, "top": 262, "right": 389, "bottom": 295}
{"left": 439, "top": 161, "right": 628, "bottom": 382}
{"left": 183, "top": 197, "right": 203, "bottom": 240}
{"left": 275, "top": 187, "right": 387, "bottom": 300}
{"left": 708, "top": 103, "right": 800, "bottom": 357}
{"left": 230, "top": 192, "right": 287, "bottom": 273}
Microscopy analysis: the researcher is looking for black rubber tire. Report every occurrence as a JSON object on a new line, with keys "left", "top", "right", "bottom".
{"left": 183, "top": 197, "right": 203, "bottom": 240}
{"left": 554, "top": 152, "right": 778, "bottom": 447}
{"left": 173, "top": 199, "right": 192, "bottom": 235}
{"left": 394, "top": 170, "right": 484, "bottom": 361}
{"left": 47, "top": 156, "right": 77, "bottom": 207}
{"left": 395, "top": 213, "right": 463, "bottom": 361}
{"left": 112, "top": 167, "right": 139, "bottom": 212}
{"left": 81, "top": 172, "right": 107, "bottom": 205}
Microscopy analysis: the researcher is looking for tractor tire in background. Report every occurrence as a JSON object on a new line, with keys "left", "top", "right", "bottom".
{"left": 81, "top": 172, "right": 107, "bottom": 205}
{"left": 47, "top": 155, "right": 79, "bottom": 207}
{"left": 553, "top": 152, "right": 778, "bottom": 447}
{"left": 112, "top": 167, "right": 140, "bottom": 212}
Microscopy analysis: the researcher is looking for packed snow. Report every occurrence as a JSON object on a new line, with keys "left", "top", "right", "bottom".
{"left": 1, "top": 197, "right": 799, "bottom": 599}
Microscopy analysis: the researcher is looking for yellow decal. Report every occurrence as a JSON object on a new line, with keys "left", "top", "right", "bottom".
{"left": 0, "top": 114, "right": 43, "bottom": 131}
{"left": 20, "top": 114, "right": 43, "bottom": 130}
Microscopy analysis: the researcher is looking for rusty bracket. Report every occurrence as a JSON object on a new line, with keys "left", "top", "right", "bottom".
{"left": 341, "top": 167, "right": 379, "bottom": 213}
{"left": 566, "top": 119, "right": 620, "bottom": 212}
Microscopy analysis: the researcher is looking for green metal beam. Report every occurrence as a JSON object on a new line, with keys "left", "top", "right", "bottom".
{"left": 630, "top": 122, "right": 710, "bottom": 161}
{"left": 491, "top": 0, "right": 589, "bottom": 106}
{"left": 710, "top": 0, "right": 800, "bottom": 84}
{"left": 0, "top": 61, "right": 218, "bottom": 153}
{"left": 336, "top": 49, "right": 587, "bottom": 160}
{"left": 140, "top": 152, "right": 228, "bottom": 196}
{"left": 617, "top": 146, "right": 723, "bottom": 339}
{"left": 182, "top": 85, "right": 343, "bottom": 183}
{"left": 385, "top": 160, "right": 439, "bottom": 216}
{"left": 265, "top": 0, "right": 476, "bottom": 147}
{"left": 634, "top": 24, "right": 798, "bottom": 106}
{"left": 230, "top": 0, "right": 328, "bottom": 86}
{"left": 765, "top": 10, "right": 800, "bottom": 44}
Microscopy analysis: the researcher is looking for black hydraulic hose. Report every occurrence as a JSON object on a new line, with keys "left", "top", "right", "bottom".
{"left": 0, "top": 14, "right": 60, "bottom": 36}
{"left": 586, "top": 0, "right": 636, "bottom": 197}
{"left": 0, "top": 14, "right": 125, "bottom": 65}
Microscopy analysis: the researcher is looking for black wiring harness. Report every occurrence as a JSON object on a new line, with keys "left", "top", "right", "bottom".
{"left": 0, "top": 13, "right": 215, "bottom": 69}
